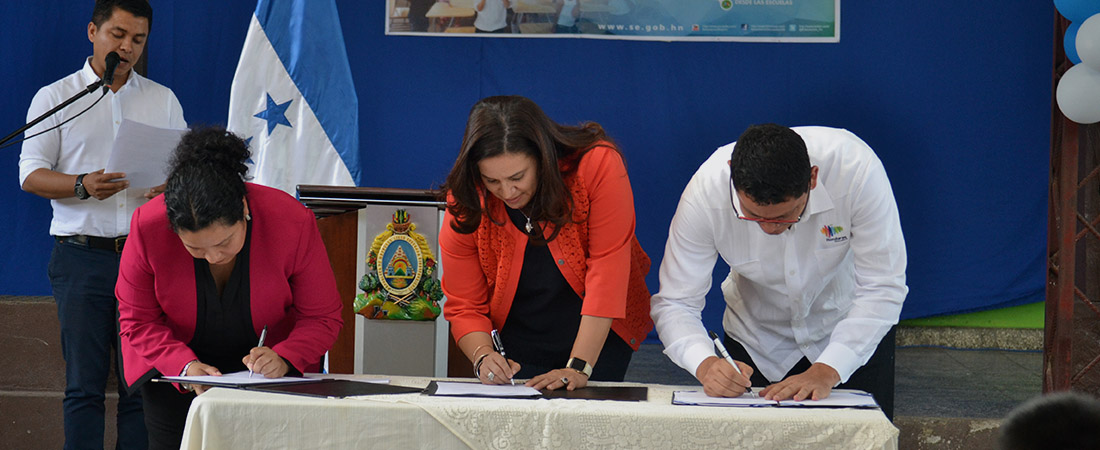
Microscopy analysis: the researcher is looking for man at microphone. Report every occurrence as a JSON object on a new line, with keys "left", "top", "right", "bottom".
{"left": 17, "top": 1, "right": 185, "bottom": 448}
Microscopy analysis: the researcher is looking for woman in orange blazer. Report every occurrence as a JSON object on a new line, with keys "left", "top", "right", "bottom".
{"left": 441, "top": 95, "right": 651, "bottom": 391}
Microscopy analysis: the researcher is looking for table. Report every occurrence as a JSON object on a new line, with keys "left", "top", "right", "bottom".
{"left": 181, "top": 375, "right": 899, "bottom": 450}
{"left": 511, "top": 0, "right": 557, "bottom": 34}
{"left": 425, "top": 2, "right": 475, "bottom": 32}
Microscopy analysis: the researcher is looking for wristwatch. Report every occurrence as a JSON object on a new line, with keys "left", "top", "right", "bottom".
{"left": 566, "top": 357, "right": 593, "bottom": 378}
{"left": 74, "top": 173, "right": 90, "bottom": 200}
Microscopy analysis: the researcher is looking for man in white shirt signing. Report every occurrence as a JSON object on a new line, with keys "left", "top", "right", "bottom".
{"left": 650, "top": 124, "right": 907, "bottom": 419}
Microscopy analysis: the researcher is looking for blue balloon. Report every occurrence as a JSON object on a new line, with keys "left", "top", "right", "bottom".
{"left": 1054, "top": 0, "right": 1100, "bottom": 22}
{"left": 1067, "top": 21, "right": 1083, "bottom": 64}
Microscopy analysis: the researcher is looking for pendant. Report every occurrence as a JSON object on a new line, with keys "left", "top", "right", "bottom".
{"left": 524, "top": 217, "right": 534, "bottom": 234}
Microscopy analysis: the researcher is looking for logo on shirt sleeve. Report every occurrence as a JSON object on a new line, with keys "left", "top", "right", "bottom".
{"left": 820, "top": 225, "right": 849, "bottom": 243}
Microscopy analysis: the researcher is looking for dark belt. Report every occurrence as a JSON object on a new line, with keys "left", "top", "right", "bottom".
{"left": 55, "top": 235, "right": 127, "bottom": 253}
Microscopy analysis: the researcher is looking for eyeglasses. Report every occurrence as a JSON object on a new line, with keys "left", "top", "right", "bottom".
{"left": 728, "top": 176, "right": 807, "bottom": 225}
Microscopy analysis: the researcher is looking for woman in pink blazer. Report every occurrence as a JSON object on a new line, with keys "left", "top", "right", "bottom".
{"left": 116, "top": 127, "right": 343, "bottom": 449}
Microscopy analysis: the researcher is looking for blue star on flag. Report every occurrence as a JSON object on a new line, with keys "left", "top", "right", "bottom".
{"left": 244, "top": 136, "right": 255, "bottom": 165}
{"left": 254, "top": 93, "right": 292, "bottom": 135}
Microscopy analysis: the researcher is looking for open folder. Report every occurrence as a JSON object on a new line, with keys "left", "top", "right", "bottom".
{"left": 155, "top": 372, "right": 424, "bottom": 399}
{"left": 672, "top": 389, "right": 879, "bottom": 408}
{"left": 156, "top": 370, "right": 319, "bottom": 388}
{"left": 425, "top": 381, "right": 648, "bottom": 401}
{"left": 248, "top": 379, "right": 423, "bottom": 399}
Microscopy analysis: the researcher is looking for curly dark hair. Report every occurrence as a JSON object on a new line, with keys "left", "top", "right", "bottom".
{"left": 730, "top": 123, "right": 812, "bottom": 205}
{"left": 164, "top": 126, "right": 250, "bottom": 232}
{"left": 441, "top": 95, "right": 617, "bottom": 242}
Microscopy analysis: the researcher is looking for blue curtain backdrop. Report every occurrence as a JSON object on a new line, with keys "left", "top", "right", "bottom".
{"left": 0, "top": 2, "right": 1053, "bottom": 335}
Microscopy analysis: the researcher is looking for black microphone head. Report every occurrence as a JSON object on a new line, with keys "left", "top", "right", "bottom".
{"left": 102, "top": 52, "right": 121, "bottom": 86}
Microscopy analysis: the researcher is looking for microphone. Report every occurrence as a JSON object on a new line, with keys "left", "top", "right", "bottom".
{"left": 101, "top": 52, "right": 121, "bottom": 90}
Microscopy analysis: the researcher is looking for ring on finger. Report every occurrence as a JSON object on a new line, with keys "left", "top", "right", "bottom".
{"left": 487, "top": 371, "right": 495, "bottom": 381}
{"left": 560, "top": 377, "right": 570, "bottom": 385}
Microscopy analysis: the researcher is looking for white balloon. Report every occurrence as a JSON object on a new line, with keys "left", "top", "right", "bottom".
{"left": 1078, "top": 14, "right": 1100, "bottom": 71}
{"left": 1057, "top": 64, "right": 1100, "bottom": 124}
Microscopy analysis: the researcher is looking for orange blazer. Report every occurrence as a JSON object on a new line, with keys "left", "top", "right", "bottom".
{"left": 441, "top": 145, "right": 653, "bottom": 351}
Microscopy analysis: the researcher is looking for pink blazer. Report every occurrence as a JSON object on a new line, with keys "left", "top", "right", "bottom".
{"left": 116, "top": 183, "right": 343, "bottom": 389}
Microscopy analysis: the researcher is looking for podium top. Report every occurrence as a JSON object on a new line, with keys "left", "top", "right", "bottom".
{"left": 297, "top": 185, "right": 445, "bottom": 218}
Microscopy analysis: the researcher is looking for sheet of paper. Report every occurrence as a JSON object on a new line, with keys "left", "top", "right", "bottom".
{"left": 776, "top": 391, "right": 878, "bottom": 408}
{"left": 105, "top": 119, "right": 187, "bottom": 189}
{"left": 673, "top": 389, "right": 878, "bottom": 408}
{"left": 673, "top": 389, "right": 773, "bottom": 407}
{"left": 160, "top": 370, "right": 318, "bottom": 386}
{"left": 432, "top": 381, "right": 541, "bottom": 397}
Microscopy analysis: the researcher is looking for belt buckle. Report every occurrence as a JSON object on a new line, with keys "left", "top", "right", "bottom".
{"left": 114, "top": 237, "right": 126, "bottom": 253}
{"left": 60, "top": 235, "right": 88, "bottom": 246}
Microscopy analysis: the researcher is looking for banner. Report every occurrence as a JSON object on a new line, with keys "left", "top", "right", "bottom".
{"left": 387, "top": 0, "right": 838, "bottom": 42}
{"left": 229, "top": 0, "right": 360, "bottom": 196}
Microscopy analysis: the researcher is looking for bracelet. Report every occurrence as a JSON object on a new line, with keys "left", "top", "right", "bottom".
{"left": 180, "top": 359, "right": 199, "bottom": 392}
{"left": 470, "top": 344, "right": 492, "bottom": 361}
{"left": 473, "top": 352, "right": 491, "bottom": 378}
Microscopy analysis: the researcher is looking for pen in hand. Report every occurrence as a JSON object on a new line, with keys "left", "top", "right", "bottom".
{"left": 490, "top": 329, "right": 515, "bottom": 385}
{"left": 249, "top": 325, "right": 268, "bottom": 379}
{"left": 709, "top": 331, "right": 753, "bottom": 397}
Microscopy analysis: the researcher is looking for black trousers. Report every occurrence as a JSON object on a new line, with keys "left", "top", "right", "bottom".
{"left": 723, "top": 326, "right": 896, "bottom": 420}
{"left": 140, "top": 381, "right": 196, "bottom": 450}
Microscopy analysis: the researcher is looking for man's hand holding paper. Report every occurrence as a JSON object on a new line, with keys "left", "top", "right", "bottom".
{"left": 105, "top": 119, "right": 187, "bottom": 191}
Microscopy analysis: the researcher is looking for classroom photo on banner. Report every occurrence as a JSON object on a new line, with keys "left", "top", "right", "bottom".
{"left": 386, "top": 0, "right": 839, "bottom": 42}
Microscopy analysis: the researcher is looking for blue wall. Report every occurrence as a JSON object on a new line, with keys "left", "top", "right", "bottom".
{"left": 0, "top": 2, "right": 1053, "bottom": 334}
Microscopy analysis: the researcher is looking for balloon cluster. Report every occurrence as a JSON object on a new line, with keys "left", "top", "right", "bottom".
{"left": 1056, "top": 1, "right": 1100, "bottom": 123}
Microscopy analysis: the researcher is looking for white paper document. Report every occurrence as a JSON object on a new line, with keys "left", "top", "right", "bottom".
{"left": 105, "top": 119, "right": 187, "bottom": 189}
{"left": 672, "top": 389, "right": 878, "bottom": 408}
{"left": 159, "top": 370, "right": 319, "bottom": 387}
{"left": 431, "top": 381, "right": 541, "bottom": 397}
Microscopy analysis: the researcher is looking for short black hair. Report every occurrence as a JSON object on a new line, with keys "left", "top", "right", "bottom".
{"left": 997, "top": 392, "right": 1100, "bottom": 450}
{"left": 729, "top": 123, "right": 811, "bottom": 205}
{"left": 164, "top": 126, "right": 251, "bottom": 232}
{"left": 92, "top": 0, "right": 153, "bottom": 29}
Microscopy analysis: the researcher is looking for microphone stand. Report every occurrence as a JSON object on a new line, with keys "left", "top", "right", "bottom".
{"left": 0, "top": 78, "right": 106, "bottom": 148}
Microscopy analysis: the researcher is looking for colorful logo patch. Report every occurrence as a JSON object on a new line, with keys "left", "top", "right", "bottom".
{"left": 820, "top": 225, "right": 848, "bottom": 243}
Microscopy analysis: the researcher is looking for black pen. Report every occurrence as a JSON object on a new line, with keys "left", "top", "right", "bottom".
{"left": 249, "top": 325, "right": 268, "bottom": 378}
{"left": 490, "top": 329, "right": 515, "bottom": 385}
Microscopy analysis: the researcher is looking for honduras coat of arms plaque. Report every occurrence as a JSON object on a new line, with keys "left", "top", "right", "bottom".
{"left": 353, "top": 209, "right": 443, "bottom": 321}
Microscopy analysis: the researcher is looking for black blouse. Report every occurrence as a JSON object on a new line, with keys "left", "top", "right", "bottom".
{"left": 188, "top": 222, "right": 256, "bottom": 374}
{"left": 499, "top": 207, "right": 584, "bottom": 368}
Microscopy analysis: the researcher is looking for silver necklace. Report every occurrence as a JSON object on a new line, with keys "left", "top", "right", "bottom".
{"left": 520, "top": 210, "right": 534, "bottom": 234}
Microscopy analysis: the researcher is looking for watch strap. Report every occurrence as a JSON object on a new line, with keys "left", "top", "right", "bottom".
{"left": 566, "top": 357, "right": 593, "bottom": 378}
{"left": 74, "top": 173, "right": 89, "bottom": 200}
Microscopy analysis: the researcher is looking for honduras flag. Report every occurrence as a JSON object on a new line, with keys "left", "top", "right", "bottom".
{"left": 228, "top": 0, "right": 360, "bottom": 195}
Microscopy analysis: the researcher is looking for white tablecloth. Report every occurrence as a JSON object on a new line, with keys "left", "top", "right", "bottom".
{"left": 181, "top": 376, "right": 898, "bottom": 450}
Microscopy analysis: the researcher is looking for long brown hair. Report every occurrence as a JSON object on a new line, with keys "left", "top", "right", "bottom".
{"left": 442, "top": 95, "right": 616, "bottom": 242}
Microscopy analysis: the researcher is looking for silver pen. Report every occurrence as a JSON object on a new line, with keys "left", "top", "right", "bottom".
{"left": 249, "top": 325, "right": 268, "bottom": 378}
{"left": 490, "top": 329, "right": 515, "bottom": 385}
{"left": 710, "top": 331, "right": 753, "bottom": 396}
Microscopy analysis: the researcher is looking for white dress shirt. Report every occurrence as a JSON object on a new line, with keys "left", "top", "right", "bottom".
{"left": 557, "top": 0, "right": 577, "bottom": 27}
{"left": 18, "top": 57, "right": 186, "bottom": 238}
{"left": 475, "top": 0, "right": 509, "bottom": 32}
{"left": 650, "top": 126, "right": 908, "bottom": 384}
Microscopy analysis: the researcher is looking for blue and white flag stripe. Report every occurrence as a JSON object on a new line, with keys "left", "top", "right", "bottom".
{"left": 228, "top": 0, "right": 360, "bottom": 195}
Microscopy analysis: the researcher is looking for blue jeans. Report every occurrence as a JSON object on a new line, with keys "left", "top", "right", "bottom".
{"left": 49, "top": 240, "right": 147, "bottom": 449}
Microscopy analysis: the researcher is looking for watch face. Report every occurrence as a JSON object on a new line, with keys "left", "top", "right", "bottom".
{"left": 568, "top": 357, "right": 592, "bottom": 376}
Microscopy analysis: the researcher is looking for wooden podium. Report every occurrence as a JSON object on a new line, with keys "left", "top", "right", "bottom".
{"left": 298, "top": 185, "right": 466, "bottom": 377}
